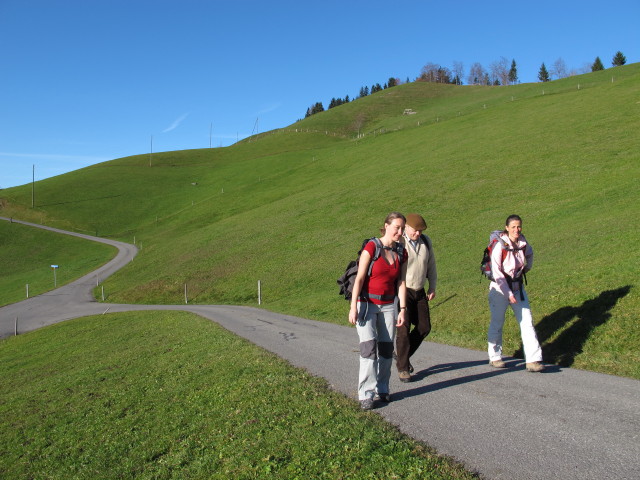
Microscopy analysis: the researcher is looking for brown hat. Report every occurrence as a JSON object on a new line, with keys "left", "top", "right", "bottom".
{"left": 406, "top": 213, "right": 427, "bottom": 230}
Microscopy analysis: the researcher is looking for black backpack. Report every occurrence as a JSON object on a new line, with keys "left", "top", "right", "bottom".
{"left": 337, "top": 237, "right": 405, "bottom": 301}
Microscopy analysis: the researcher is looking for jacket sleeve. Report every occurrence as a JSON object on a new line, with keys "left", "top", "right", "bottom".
{"left": 425, "top": 237, "right": 437, "bottom": 293}
{"left": 490, "top": 242, "right": 512, "bottom": 297}
{"left": 523, "top": 243, "right": 534, "bottom": 274}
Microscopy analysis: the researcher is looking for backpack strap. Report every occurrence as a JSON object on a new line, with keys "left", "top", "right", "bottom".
{"left": 366, "top": 237, "right": 404, "bottom": 277}
{"left": 366, "top": 237, "right": 383, "bottom": 276}
{"left": 419, "top": 233, "right": 432, "bottom": 254}
{"left": 393, "top": 240, "right": 405, "bottom": 263}
{"left": 359, "top": 292, "right": 396, "bottom": 302}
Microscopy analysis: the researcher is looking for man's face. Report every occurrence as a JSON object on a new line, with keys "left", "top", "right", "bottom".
{"left": 405, "top": 224, "right": 422, "bottom": 241}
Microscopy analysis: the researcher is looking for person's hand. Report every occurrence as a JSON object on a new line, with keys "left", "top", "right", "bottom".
{"left": 509, "top": 294, "right": 517, "bottom": 304}
{"left": 396, "top": 309, "right": 406, "bottom": 327}
{"left": 427, "top": 291, "right": 436, "bottom": 301}
{"left": 348, "top": 305, "right": 358, "bottom": 325}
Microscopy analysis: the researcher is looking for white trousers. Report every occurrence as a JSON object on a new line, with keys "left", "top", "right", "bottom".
{"left": 355, "top": 302, "right": 396, "bottom": 400}
{"left": 488, "top": 286, "right": 542, "bottom": 363}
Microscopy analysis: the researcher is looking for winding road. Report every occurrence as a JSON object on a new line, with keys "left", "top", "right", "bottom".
{"left": 1, "top": 217, "right": 639, "bottom": 480}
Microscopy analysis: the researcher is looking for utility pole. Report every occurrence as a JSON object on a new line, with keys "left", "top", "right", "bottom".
{"left": 31, "top": 164, "right": 35, "bottom": 208}
{"left": 149, "top": 135, "right": 153, "bottom": 167}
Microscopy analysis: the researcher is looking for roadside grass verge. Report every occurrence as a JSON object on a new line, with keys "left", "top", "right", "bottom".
{"left": 0, "top": 220, "right": 115, "bottom": 307}
{"left": 0, "top": 311, "right": 476, "bottom": 479}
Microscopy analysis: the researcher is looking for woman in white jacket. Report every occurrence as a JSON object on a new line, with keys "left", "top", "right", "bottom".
{"left": 488, "top": 215, "right": 544, "bottom": 372}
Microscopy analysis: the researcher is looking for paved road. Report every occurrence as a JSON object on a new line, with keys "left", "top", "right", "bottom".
{"left": 2, "top": 217, "right": 639, "bottom": 480}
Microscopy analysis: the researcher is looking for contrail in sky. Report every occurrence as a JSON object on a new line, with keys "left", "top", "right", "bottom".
{"left": 162, "top": 113, "right": 189, "bottom": 133}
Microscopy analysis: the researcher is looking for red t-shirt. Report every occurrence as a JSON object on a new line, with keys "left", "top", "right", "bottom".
{"left": 361, "top": 240, "right": 407, "bottom": 305}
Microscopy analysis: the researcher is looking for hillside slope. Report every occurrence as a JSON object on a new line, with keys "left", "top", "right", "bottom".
{"left": 2, "top": 64, "right": 638, "bottom": 378}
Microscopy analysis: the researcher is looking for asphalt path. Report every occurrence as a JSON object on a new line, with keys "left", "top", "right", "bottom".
{"left": 2, "top": 216, "right": 639, "bottom": 479}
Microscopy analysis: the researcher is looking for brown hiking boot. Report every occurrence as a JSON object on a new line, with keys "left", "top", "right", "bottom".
{"left": 489, "top": 359, "right": 506, "bottom": 368}
{"left": 398, "top": 370, "right": 411, "bottom": 383}
{"left": 526, "top": 362, "right": 545, "bottom": 372}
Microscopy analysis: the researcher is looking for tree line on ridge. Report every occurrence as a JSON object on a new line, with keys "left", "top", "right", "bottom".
{"left": 305, "top": 51, "right": 627, "bottom": 118}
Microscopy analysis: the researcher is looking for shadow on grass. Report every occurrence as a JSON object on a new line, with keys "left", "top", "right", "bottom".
{"left": 37, "top": 194, "right": 124, "bottom": 207}
{"left": 513, "top": 285, "right": 632, "bottom": 367}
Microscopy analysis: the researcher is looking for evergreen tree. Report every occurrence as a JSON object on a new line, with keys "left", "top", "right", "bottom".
{"left": 306, "top": 102, "right": 324, "bottom": 116}
{"left": 538, "top": 62, "right": 550, "bottom": 82}
{"left": 508, "top": 59, "right": 518, "bottom": 84}
{"left": 591, "top": 56, "right": 605, "bottom": 71}
{"left": 612, "top": 51, "right": 626, "bottom": 66}
{"left": 388, "top": 77, "right": 397, "bottom": 87}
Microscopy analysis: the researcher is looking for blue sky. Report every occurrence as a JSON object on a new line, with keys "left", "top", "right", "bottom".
{"left": 1, "top": 0, "right": 638, "bottom": 188}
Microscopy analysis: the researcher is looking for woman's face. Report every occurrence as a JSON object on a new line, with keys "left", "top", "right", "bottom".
{"left": 386, "top": 218, "right": 405, "bottom": 242}
{"left": 507, "top": 219, "right": 522, "bottom": 241}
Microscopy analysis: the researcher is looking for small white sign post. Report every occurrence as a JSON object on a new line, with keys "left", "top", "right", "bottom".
{"left": 51, "top": 265, "right": 59, "bottom": 287}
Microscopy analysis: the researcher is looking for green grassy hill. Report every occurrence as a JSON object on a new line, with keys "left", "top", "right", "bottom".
{"left": 2, "top": 64, "right": 638, "bottom": 378}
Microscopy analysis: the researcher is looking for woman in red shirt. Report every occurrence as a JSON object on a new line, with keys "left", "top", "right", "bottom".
{"left": 349, "top": 212, "right": 408, "bottom": 410}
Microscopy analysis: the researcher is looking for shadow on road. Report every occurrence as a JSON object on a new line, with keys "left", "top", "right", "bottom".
{"left": 513, "top": 285, "right": 632, "bottom": 367}
{"left": 393, "top": 360, "right": 515, "bottom": 400}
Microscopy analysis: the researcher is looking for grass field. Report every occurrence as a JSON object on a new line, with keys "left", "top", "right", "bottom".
{"left": 0, "top": 311, "right": 475, "bottom": 479}
{"left": 2, "top": 64, "right": 639, "bottom": 381}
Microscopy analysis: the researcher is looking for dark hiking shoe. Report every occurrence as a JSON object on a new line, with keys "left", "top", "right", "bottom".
{"left": 408, "top": 362, "right": 414, "bottom": 374}
{"left": 375, "top": 393, "right": 391, "bottom": 403}
{"left": 360, "top": 398, "right": 374, "bottom": 410}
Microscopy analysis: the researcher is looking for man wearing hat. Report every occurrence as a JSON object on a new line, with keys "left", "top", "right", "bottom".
{"left": 396, "top": 213, "right": 437, "bottom": 382}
